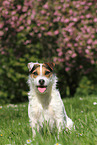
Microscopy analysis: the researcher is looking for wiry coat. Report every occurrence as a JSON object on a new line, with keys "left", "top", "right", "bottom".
{"left": 28, "top": 67, "right": 74, "bottom": 137}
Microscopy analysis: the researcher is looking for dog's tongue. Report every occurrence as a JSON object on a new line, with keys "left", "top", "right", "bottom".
{"left": 38, "top": 87, "right": 46, "bottom": 93}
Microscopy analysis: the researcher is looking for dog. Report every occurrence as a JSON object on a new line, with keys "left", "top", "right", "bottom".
{"left": 27, "top": 62, "right": 74, "bottom": 137}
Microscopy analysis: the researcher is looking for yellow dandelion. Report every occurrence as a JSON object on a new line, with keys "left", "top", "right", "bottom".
{"left": 1, "top": 134, "right": 3, "bottom": 137}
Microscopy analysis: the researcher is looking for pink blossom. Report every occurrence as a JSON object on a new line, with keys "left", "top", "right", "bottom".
{"left": 72, "top": 18, "right": 78, "bottom": 22}
{"left": 61, "top": 17, "right": 65, "bottom": 23}
{"left": 64, "top": 19, "right": 69, "bottom": 23}
{"left": 31, "top": 10, "right": 36, "bottom": 20}
{"left": 68, "top": 50, "right": 72, "bottom": 54}
{"left": 54, "top": 11, "right": 61, "bottom": 16}
{"left": 80, "top": 15, "right": 84, "bottom": 19}
{"left": 22, "top": 6, "right": 28, "bottom": 12}
{"left": 58, "top": 51, "right": 63, "bottom": 56}
{"left": 34, "top": 28, "right": 38, "bottom": 33}
{"left": 38, "top": 33, "right": 42, "bottom": 38}
{"left": 93, "top": 40, "right": 97, "bottom": 45}
{"left": 27, "top": 19, "right": 31, "bottom": 25}
{"left": 67, "top": 43, "right": 72, "bottom": 47}
{"left": 65, "top": 56, "right": 70, "bottom": 61}
{"left": 81, "top": 1, "right": 86, "bottom": 5}
{"left": 54, "top": 57, "right": 57, "bottom": 62}
{"left": 10, "top": 21, "right": 14, "bottom": 25}
{"left": 0, "top": 8, "right": 2, "bottom": 12}
{"left": 88, "top": 2, "right": 92, "bottom": 6}
{"left": 86, "top": 14, "right": 92, "bottom": 18}
{"left": 29, "top": 32, "right": 34, "bottom": 36}
{"left": 54, "top": 30, "right": 59, "bottom": 35}
{"left": 85, "top": 6, "right": 89, "bottom": 10}
{"left": 79, "top": 42, "right": 83, "bottom": 46}
{"left": 91, "top": 60, "right": 94, "bottom": 64}
{"left": 12, "top": 16, "right": 17, "bottom": 21}
{"left": 87, "top": 46, "right": 91, "bottom": 49}
{"left": 1, "top": 51, "right": 5, "bottom": 55}
{"left": 69, "top": 22, "right": 74, "bottom": 27}
{"left": 37, "top": 23, "right": 41, "bottom": 26}
{"left": 57, "top": 48, "right": 61, "bottom": 52}
{"left": 19, "top": 26, "right": 24, "bottom": 31}
{"left": 43, "top": 2, "right": 49, "bottom": 9}
{"left": 94, "top": 18, "right": 97, "bottom": 22}
{"left": 71, "top": 53, "right": 77, "bottom": 58}
{"left": 65, "top": 67, "right": 70, "bottom": 72}
{"left": 58, "top": 58, "right": 64, "bottom": 62}
{"left": 0, "top": 31, "right": 4, "bottom": 36}
{"left": 67, "top": 28, "right": 72, "bottom": 33}
{"left": 69, "top": 9, "right": 73, "bottom": 15}
{"left": 85, "top": 49, "right": 89, "bottom": 54}
{"left": 27, "top": 11, "right": 30, "bottom": 16}
{"left": 5, "top": 27, "right": 8, "bottom": 31}
{"left": 41, "top": 10, "right": 46, "bottom": 14}
{"left": 76, "top": 4, "right": 80, "bottom": 8}
{"left": 27, "top": 26, "right": 30, "bottom": 30}
{"left": 0, "top": 23, "right": 4, "bottom": 29}
{"left": 91, "top": 35, "right": 94, "bottom": 39}
{"left": 3, "top": 0, "right": 10, "bottom": 6}
{"left": 61, "top": 0, "right": 64, "bottom": 2}
{"left": 57, "top": 6, "right": 61, "bottom": 10}
{"left": 41, "top": 27, "right": 45, "bottom": 31}
{"left": 24, "top": 40, "right": 31, "bottom": 45}
{"left": 19, "top": 16, "right": 23, "bottom": 21}
{"left": 17, "top": 5, "right": 22, "bottom": 10}
{"left": 74, "top": 43, "right": 78, "bottom": 47}
{"left": 64, "top": 37, "right": 69, "bottom": 42}
{"left": 47, "top": 31, "right": 53, "bottom": 36}
{"left": 79, "top": 65, "right": 83, "bottom": 69}
{"left": 87, "top": 39, "right": 92, "bottom": 44}
{"left": 11, "top": 11, "right": 16, "bottom": 15}
{"left": 3, "top": 10, "right": 8, "bottom": 15}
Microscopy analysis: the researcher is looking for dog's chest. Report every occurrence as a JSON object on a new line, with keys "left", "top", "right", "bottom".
{"left": 36, "top": 103, "right": 55, "bottom": 124}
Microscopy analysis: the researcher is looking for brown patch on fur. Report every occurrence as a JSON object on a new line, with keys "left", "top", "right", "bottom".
{"left": 30, "top": 64, "right": 40, "bottom": 78}
{"left": 30, "top": 63, "right": 54, "bottom": 78}
{"left": 42, "top": 66, "right": 52, "bottom": 78}
{"left": 44, "top": 62, "right": 55, "bottom": 71}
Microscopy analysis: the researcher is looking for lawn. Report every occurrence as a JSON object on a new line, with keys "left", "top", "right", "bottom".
{"left": 0, "top": 95, "right": 97, "bottom": 145}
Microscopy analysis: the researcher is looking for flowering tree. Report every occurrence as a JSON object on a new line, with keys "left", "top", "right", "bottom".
{"left": 0, "top": 0, "right": 97, "bottom": 99}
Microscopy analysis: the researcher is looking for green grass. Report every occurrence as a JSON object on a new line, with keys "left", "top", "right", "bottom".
{"left": 0, "top": 95, "right": 97, "bottom": 145}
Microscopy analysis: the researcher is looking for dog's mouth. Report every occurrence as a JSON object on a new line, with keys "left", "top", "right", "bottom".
{"left": 37, "top": 86, "right": 47, "bottom": 93}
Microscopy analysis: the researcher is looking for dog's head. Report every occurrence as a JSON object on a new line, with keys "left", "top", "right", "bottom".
{"left": 28, "top": 62, "right": 55, "bottom": 94}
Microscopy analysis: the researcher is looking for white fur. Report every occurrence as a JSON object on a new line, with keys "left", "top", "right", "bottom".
{"left": 28, "top": 64, "right": 74, "bottom": 137}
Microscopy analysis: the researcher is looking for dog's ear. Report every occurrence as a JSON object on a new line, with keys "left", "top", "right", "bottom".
{"left": 44, "top": 62, "right": 55, "bottom": 71}
{"left": 28, "top": 62, "right": 35, "bottom": 72}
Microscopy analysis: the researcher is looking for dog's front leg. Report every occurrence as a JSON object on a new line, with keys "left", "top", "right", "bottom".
{"left": 56, "top": 119, "right": 64, "bottom": 132}
{"left": 56, "top": 119, "right": 64, "bottom": 139}
{"left": 30, "top": 121, "right": 39, "bottom": 138}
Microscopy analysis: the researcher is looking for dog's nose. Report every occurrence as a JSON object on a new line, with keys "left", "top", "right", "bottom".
{"left": 39, "top": 79, "right": 45, "bottom": 85}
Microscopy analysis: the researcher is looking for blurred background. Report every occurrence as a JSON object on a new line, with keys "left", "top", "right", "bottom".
{"left": 0, "top": 0, "right": 97, "bottom": 105}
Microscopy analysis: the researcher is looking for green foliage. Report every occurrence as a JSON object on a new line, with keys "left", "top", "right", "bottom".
{"left": 0, "top": 0, "right": 97, "bottom": 103}
{"left": 75, "top": 76, "right": 97, "bottom": 96}
{"left": 0, "top": 47, "right": 41, "bottom": 104}
{"left": 0, "top": 96, "right": 97, "bottom": 144}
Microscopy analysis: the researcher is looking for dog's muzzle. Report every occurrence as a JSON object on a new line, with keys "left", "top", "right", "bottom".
{"left": 37, "top": 79, "right": 47, "bottom": 93}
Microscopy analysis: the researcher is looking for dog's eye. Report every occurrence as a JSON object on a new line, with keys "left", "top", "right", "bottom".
{"left": 33, "top": 71, "right": 38, "bottom": 76}
{"left": 45, "top": 71, "right": 50, "bottom": 75}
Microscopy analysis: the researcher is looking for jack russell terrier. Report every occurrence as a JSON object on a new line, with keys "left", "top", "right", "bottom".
{"left": 28, "top": 62, "right": 74, "bottom": 137}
